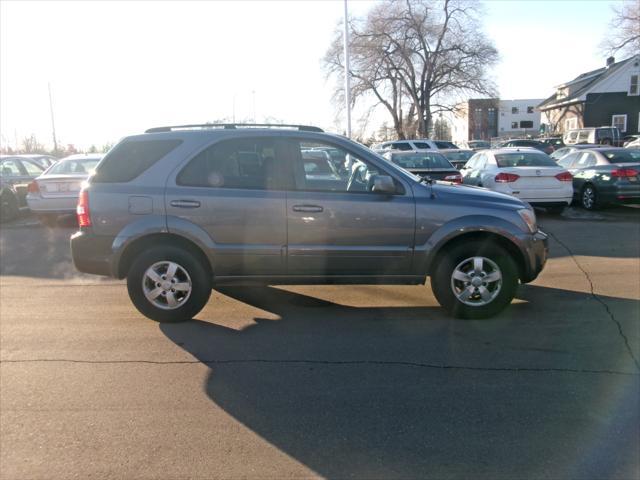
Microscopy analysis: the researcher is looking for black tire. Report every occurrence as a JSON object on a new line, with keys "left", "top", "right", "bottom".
{"left": 546, "top": 206, "right": 565, "bottom": 215}
{"left": 580, "top": 184, "right": 598, "bottom": 210}
{"left": 0, "top": 191, "right": 19, "bottom": 223}
{"left": 430, "top": 241, "right": 519, "bottom": 319}
{"left": 126, "top": 246, "right": 212, "bottom": 322}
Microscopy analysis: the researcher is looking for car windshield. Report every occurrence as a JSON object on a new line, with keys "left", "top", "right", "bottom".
{"left": 443, "top": 151, "right": 474, "bottom": 161}
{"left": 601, "top": 149, "right": 640, "bottom": 163}
{"left": 495, "top": 152, "right": 558, "bottom": 167}
{"left": 390, "top": 152, "right": 452, "bottom": 169}
{"left": 47, "top": 158, "right": 100, "bottom": 175}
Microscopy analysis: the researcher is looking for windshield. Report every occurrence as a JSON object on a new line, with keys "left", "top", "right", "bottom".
{"left": 600, "top": 149, "right": 640, "bottom": 164}
{"left": 443, "top": 151, "right": 474, "bottom": 161}
{"left": 46, "top": 158, "right": 100, "bottom": 175}
{"left": 390, "top": 152, "right": 452, "bottom": 169}
{"left": 495, "top": 152, "right": 558, "bottom": 167}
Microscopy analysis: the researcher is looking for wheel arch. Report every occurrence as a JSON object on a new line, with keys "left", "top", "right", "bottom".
{"left": 428, "top": 230, "right": 528, "bottom": 282}
{"left": 116, "top": 232, "right": 212, "bottom": 279}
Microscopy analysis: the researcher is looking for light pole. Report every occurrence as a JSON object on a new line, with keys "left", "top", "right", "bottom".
{"left": 343, "top": 0, "right": 351, "bottom": 138}
{"left": 48, "top": 82, "right": 58, "bottom": 153}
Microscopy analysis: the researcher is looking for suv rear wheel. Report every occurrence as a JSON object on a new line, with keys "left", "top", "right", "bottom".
{"left": 127, "top": 246, "right": 211, "bottom": 322}
{"left": 431, "top": 242, "right": 518, "bottom": 319}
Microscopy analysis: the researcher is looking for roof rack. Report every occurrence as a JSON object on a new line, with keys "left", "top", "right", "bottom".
{"left": 145, "top": 123, "right": 324, "bottom": 134}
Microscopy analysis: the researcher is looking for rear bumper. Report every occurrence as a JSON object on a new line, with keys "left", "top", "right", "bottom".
{"left": 599, "top": 182, "right": 640, "bottom": 205}
{"left": 27, "top": 195, "right": 77, "bottom": 213}
{"left": 70, "top": 230, "right": 116, "bottom": 277}
{"left": 520, "top": 230, "right": 549, "bottom": 283}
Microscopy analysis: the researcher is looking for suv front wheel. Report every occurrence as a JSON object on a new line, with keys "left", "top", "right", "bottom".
{"left": 127, "top": 246, "right": 212, "bottom": 322}
{"left": 431, "top": 242, "right": 519, "bottom": 319}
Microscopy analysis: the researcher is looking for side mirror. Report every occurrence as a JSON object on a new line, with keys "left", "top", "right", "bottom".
{"left": 371, "top": 175, "right": 396, "bottom": 194}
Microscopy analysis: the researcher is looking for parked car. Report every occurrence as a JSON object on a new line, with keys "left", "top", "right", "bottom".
{"left": 0, "top": 156, "right": 45, "bottom": 222}
{"left": 26, "top": 154, "right": 103, "bottom": 226}
{"left": 538, "top": 137, "right": 565, "bottom": 149}
{"left": 556, "top": 147, "right": 640, "bottom": 209}
{"left": 563, "top": 127, "right": 623, "bottom": 146}
{"left": 623, "top": 135, "right": 640, "bottom": 147}
{"left": 440, "top": 149, "right": 475, "bottom": 169}
{"left": 498, "top": 139, "right": 554, "bottom": 155}
{"left": 461, "top": 148, "right": 573, "bottom": 213}
{"left": 625, "top": 138, "right": 640, "bottom": 149}
{"left": 18, "top": 154, "right": 58, "bottom": 169}
{"left": 382, "top": 150, "right": 461, "bottom": 183}
{"left": 550, "top": 144, "right": 601, "bottom": 161}
{"left": 71, "top": 123, "right": 548, "bottom": 322}
{"left": 466, "top": 140, "right": 491, "bottom": 151}
{"left": 376, "top": 139, "right": 457, "bottom": 152}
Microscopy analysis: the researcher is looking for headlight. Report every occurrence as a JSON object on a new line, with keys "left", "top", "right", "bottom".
{"left": 517, "top": 208, "right": 537, "bottom": 233}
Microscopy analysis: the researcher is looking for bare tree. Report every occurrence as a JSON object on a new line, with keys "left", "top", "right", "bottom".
{"left": 324, "top": 0, "right": 498, "bottom": 139}
{"left": 20, "top": 134, "right": 45, "bottom": 154}
{"left": 600, "top": 0, "right": 640, "bottom": 57}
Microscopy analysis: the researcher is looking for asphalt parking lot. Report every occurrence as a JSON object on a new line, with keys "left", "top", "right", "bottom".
{"left": 1, "top": 207, "right": 639, "bottom": 479}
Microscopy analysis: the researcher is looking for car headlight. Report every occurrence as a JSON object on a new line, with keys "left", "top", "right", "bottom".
{"left": 517, "top": 208, "right": 537, "bottom": 233}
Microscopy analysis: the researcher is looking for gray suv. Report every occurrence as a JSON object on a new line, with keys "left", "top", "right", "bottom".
{"left": 71, "top": 124, "right": 548, "bottom": 322}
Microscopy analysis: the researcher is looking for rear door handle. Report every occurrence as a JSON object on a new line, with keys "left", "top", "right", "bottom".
{"left": 292, "top": 204, "right": 323, "bottom": 213}
{"left": 170, "top": 199, "right": 201, "bottom": 209}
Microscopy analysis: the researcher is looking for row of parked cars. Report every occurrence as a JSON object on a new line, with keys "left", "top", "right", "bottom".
{"left": 0, "top": 153, "right": 102, "bottom": 223}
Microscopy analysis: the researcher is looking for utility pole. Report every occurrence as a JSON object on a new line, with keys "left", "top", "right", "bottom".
{"left": 252, "top": 90, "right": 256, "bottom": 122}
{"left": 48, "top": 82, "right": 58, "bottom": 153}
{"left": 343, "top": 0, "right": 351, "bottom": 139}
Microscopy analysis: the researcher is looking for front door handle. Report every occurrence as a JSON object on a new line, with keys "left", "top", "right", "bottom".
{"left": 170, "top": 199, "right": 201, "bottom": 209}
{"left": 292, "top": 204, "right": 323, "bottom": 213}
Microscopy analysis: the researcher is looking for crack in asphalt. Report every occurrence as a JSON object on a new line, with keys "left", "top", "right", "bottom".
{"left": 1, "top": 358, "right": 638, "bottom": 376}
{"left": 547, "top": 230, "right": 640, "bottom": 372}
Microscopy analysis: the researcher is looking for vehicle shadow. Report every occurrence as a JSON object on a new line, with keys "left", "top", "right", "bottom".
{"left": 160, "top": 285, "right": 639, "bottom": 479}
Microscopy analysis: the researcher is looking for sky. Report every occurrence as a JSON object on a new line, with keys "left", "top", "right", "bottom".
{"left": 0, "top": 0, "right": 624, "bottom": 150}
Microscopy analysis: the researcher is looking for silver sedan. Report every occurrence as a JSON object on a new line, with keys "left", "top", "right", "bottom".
{"left": 26, "top": 154, "right": 103, "bottom": 226}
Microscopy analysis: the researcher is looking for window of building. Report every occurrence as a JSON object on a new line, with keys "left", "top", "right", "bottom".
{"left": 630, "top": 75, "right": 639, "bottom": 96}
{"left": 511, "top": 121, "right": 518, "bottom": 129}
{"left": 511, "top": 107, "right": 519, "bottom": 114}
{"left": 612, "top": 114, "right": 627, "bottom": 133}
{"left": 564, "top": 118, "right": 577, "bottom": 131}
{"left": 520, "top": 120, "right": 534, "bottom": 129}
{"left": 487, "top": 107, "right": 496, "bottom": 126}
{"left": 527, "top": 106, "right": 534, "bottom": 114}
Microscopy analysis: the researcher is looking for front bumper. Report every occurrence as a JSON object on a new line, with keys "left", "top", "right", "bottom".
{"left": 70, "top": 230, "right": 116, "bottom": 277}
{"left": 520, "top": 230, "right": 548, "bottom": 283}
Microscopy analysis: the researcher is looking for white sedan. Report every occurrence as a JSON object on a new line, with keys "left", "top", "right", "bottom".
{"left": 460, "top": 148, "right": 573, "bottom": 213}
{"left": 26, "top": 153, "right": 103, "bottom": 226}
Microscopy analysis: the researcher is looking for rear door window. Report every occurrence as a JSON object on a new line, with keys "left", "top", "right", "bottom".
{"left": 413, "top": 142, "right": 431, "bottom": 149}
{"left": 177, "top": 137, "right": 290, "bottom": 190}
{"left": 574, "top": 152, "right": 597, "bottom": 168}
{"left": 92, "top": 139, "right": 182, "bottom": 183}
{"left": 391, "top": 142, "right": 412, "bottom": 151}
{"left": 577, "top": 130, "right": 590, "bottom": 143}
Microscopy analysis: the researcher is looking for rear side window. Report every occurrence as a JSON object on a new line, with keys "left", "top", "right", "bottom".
{"left": 413, "top": 142, "right": 431, "bottom": 149}
{"left": 92, "top": 139, "right": 182, "bottom": 183}
{"left": 391, "top": 142, "right": 412, "bottom": 151}
{"left": 495, "top": 152, "right": 557, "bottom": 167}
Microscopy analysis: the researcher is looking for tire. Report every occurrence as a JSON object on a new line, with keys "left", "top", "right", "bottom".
{"left": 546, "top": 206, "right": 565, "bottom": 215}
{"left": 126, "top": 246, "right": 212, "bottom": 322}
{"left": 0, "top": 192, "right": 19, "bottom": 223}
{"left": 580, "top": 184, "right": 598, "bottom": 210}
{"left": 38, "top": 214, "right": 58, "bottom": 228}
{"left": 430, "top": 241, "right": 519, "bottom": 319}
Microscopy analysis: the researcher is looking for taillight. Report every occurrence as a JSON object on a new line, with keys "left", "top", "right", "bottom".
{"left": 443, "top": 173, "right": 462, "bottom": 184}
{"left": 611, "top": 168, "right": 638, "bottom": 178}
{"left": 495, "top": 172, "right": 520, "bottom": 183}
{"left": 77, "top": 190, "right": 91, "bottom": 227}
{"left": 555, "top": 171, "right": 573, "bottom": 181}
{"left": 27, "top": 181, "right": 40, "bottom": 194}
